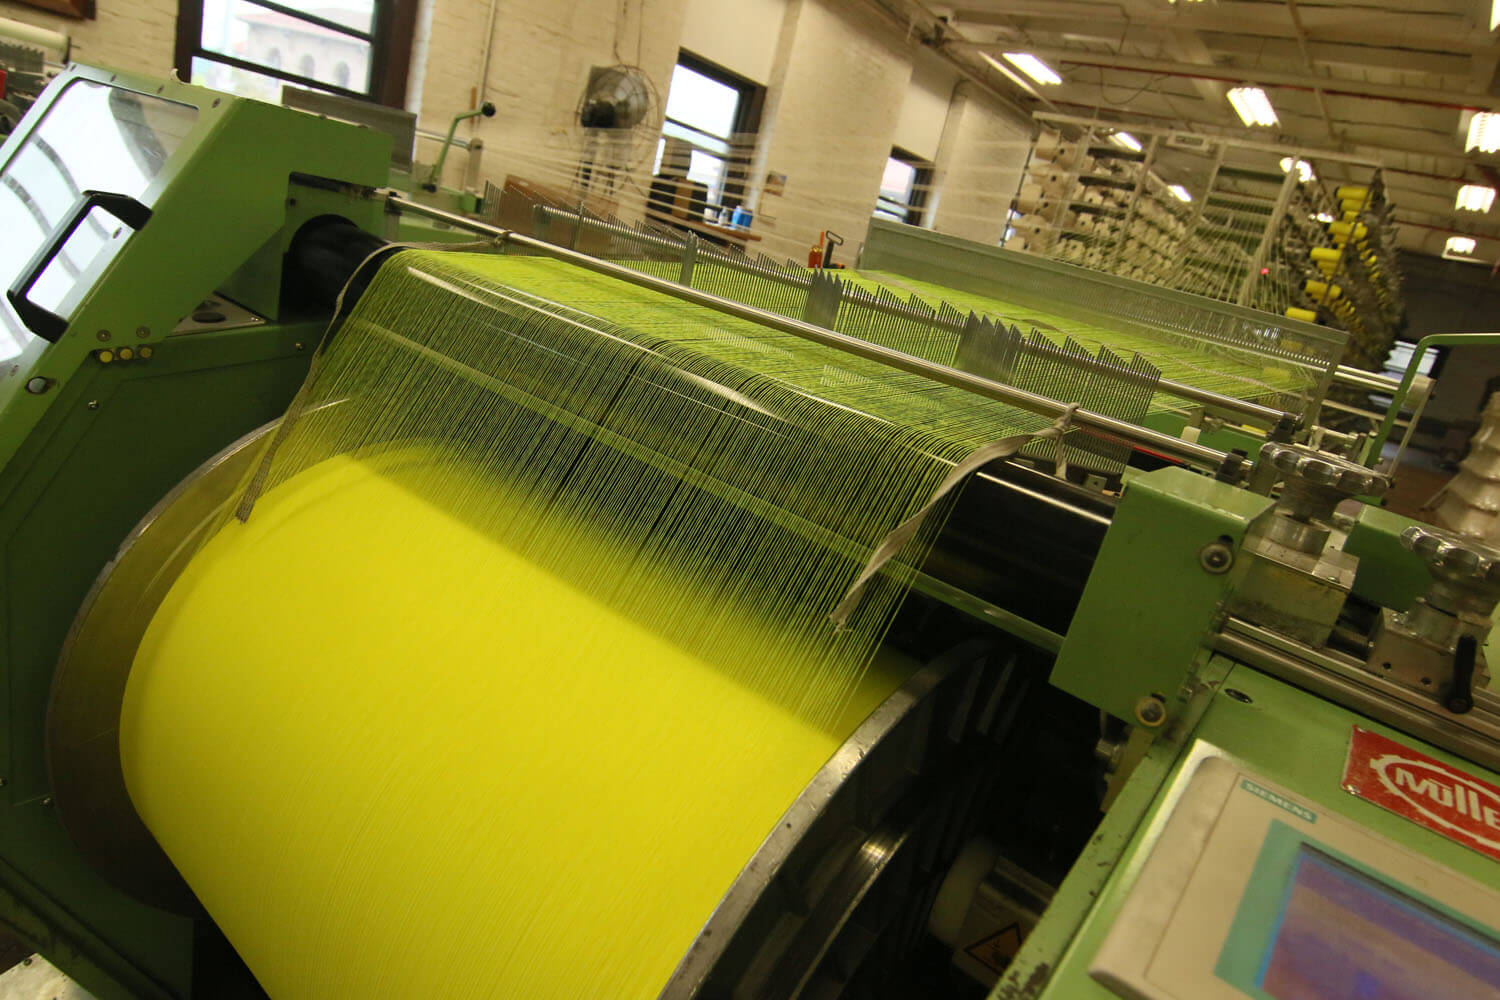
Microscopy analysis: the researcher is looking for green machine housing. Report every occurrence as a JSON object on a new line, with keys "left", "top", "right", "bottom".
{"left": 0, "top": 64, "right": 392, "bottom": 997}
{"left": 3, "top": 65, "right": 1500, "bottom": 1000}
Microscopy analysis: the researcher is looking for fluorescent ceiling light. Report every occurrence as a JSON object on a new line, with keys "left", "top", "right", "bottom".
{"left": 1001, "top": 52, "right": 1062, "bottom": 86}
{"left": 1167, "top": 184, "right": 1192, "bottom": 202}
{"left": 1493, "top": 0, "right": 1499, "bottom": 31}
{"left": 981, "top": 53, "right": 1039, "bottom": 94}
{"left": 1108, "top": 131, "right": 1142, "bottom": 152}
{"left": 1468, "top": 112, "right": 1500, "bottom": 153}
{"left": 1446, "top": 235, "right": 1477, "bottom": 255}
{"left": 1227, "top": 86, "right": 1278, "bottom": 127}
{"left": 1457, "top": 184, "right": 1498, "bottom": 213}
{"left": 1278, "top": 157, "right": 1315, "bottom": 183}
{"left": 1311, "top": 212, "right": 1335, "bottom": 223}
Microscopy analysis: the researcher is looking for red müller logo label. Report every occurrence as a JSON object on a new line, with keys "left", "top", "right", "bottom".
{"left": 1343, "top": 726, "right": 1500, "bottom": 863}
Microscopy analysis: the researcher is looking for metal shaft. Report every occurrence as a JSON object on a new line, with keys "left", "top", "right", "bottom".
{"left": 1333, "top": 366, "right": 1399, "bottom": 393}
{"left": 386, "top": 194, "right": 1233, "bottom": 473}
{"left": 533, "top": 205, "right": 1294, "bottom": 431}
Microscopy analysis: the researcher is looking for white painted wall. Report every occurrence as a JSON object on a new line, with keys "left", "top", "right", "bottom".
{"left": 892, "top": 50, "right": 955, "bottom": 162}
{"left": 0, "top": 0, "right": 1033, "bottom": 258}
{"left": 415, "top": 0, "right": 689, "bottom": 218}
{"left": 928, "top": 86, "right": 1031, "bottom": 244}
{"left": 748, "top": 0, "right": 912, "bottom": 263}
{"left": 0, "top": 0, "right": 177, "bottom": 76}
{"left": 680, "top": 0, "right": 785, "bottom": 83}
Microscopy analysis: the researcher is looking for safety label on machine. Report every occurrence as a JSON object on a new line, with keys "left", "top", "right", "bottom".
{"left": 1342, "top": 725, "right": 1500, "bottom": 864}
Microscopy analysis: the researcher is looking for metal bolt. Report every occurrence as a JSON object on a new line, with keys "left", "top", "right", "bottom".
{"left": 24, "top": 377, "right": 51, "bottom": 394}
{"left": 135, "top": 325, "right": 150, "bottom": 339}
{"left": 1199, "top": 540, "right": 1234, "bottom": 574}
{"left": 40, "top": 796, "right": 52, "bottom": 807}
{"left": 96, "top": 329, "right": 111, "bottom": 342}
{"left": 97, "top": 349, "right": 115, "bottom": 364}
{"left": 1094, "top": 737, "right": 1125, "bottom": 771}
{"left": 139, "top": 346, "right": 153, "bottom": 359}
{"left": 87, "top": 400, "right": 99, "bottom": 410}
{"left": 1134, "top": 694, "right": 1168, "bottom": 728}
{"left": 117, "top": 347, "right": 134, "bottom": 361}
{"left": 294, "top": 342, "right": 305, "bottom": 351}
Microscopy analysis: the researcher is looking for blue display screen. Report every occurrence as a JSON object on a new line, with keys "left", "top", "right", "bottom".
{"left": 1258, "top": 846, "right": 1500, "bottom": 1000}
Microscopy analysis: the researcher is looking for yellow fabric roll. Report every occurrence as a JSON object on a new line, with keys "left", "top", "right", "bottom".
{"left": 123, "top": 450, "right": 905, "bottom": 999}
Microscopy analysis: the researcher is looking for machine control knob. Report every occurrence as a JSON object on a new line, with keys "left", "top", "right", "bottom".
{"left": 1401, "top": 525, "right": 1500, "bottom": 614}
{"left": 1259, "top": 443, "right": 1391, "bottom": 554}
{"left": 1262, "top": 442, "right": 1390, "bottom": 499}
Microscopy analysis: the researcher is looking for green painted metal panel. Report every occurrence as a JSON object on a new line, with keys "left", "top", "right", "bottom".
{"left": 0, "top": 319, "right": 321, "bottom": 996}
{"left": 1344, "top": 503, "right": 1429, "bottom": 612}
{"left": 1050, "top": 466, "right": 1271, "bottom": 725}
{"left": 1142, "top": 411, "right": 1272, "bottom": 459}
{"left": 0, "top": 65, "right": 388, "bottom": 477}
{"left": 1023, "top": 663, "right": 1500, "bottom": 999}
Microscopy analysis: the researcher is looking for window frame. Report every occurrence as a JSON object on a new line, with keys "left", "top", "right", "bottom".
{"left": 174, "top": 0, "right": 418, "bottom": 108}
{"left": 874, "top": 147, "right": 933, "bottom": 227}
{"left": 659, "top": 50, "right": 764, "bottom": 211}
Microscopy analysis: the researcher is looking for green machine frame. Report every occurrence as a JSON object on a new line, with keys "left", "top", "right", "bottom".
{"left": 993, "top": 467, "right": 1500, "bottom": 999}
{"left": 0, "top": 65, "right": 389, "bottom": 998}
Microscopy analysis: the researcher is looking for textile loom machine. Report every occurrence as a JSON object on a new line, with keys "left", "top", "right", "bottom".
{"left": 522, "top": 203, "right": 1427, "bottom": 470}
{"left": 5, "top": 65, "right": 1500, "bottom": 1000}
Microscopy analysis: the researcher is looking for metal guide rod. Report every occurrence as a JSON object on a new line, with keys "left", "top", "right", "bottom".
{"left": 385, "top": 194, "right": 1234, "bottom": 472}
{"left": 1366, "top": 332, "right": 1500, "bottom": 466}
{"left": 531, "top": 205, "right": 1296, "bottom": 430}
{"left": 1333, "top": 365, "right": 1399, "bottom": 393}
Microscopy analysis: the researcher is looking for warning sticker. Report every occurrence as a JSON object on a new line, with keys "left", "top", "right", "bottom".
{"left": 963, "top": 923, "right": 1023, "bottom": 974}
{"left": 1343, "top": 726, "right": 1500, "bottom": 865}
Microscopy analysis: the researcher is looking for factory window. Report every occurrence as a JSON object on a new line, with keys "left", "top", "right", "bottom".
{"left": 652, "top": 52, "right": 764, "bottom": 214}
{"left": 874, "top": 149, "right": 932, "bottom": 226}
{"left": 174, "top": 0, "right": 419, "bottom": 108}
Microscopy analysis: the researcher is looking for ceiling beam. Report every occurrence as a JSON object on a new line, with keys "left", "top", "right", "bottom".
{"left": 950, "top": 5, "right": 1497, "bottom": 55}
{"left": 1036, "top": 98, "right": 1481, "bottom": 179}
{"left": 1202, "top": 34, "right": 1471, "bottom": 79}
{"left": 1164, "top": 27, "right": 1229, "bottom": 115}
{"left": 964, "top": 44, "right": 1500, "bottom": 111}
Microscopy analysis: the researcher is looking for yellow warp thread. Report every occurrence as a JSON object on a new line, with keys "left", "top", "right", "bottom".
{"left": 842, "top": 271, "right": 1312, "bottom": 408}
{"left": 122, "top": 250, "right": 1048, "bottom": 998}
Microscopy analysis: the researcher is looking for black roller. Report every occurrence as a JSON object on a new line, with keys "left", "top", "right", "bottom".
{"left": 281, "top": 216, "right": 393, "bottom": 318}
{"left": 924, "top": 460, "right": 1114, "bottom": 634}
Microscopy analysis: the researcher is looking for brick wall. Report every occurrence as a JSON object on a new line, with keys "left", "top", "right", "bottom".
{"left": 0, "top": 0, "right": 1033, "bottom": 256}
{"left": 0, "top": 0, "right": 177, "bottom": 76}
{"left": 414, "top": 0, "right": 688, "bottom": 220}
{"left": 749, "top": 0, "right": 911, "bottom": 264}
{"left": 928, "top": 85, "right": 1031, "bottom": 245}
